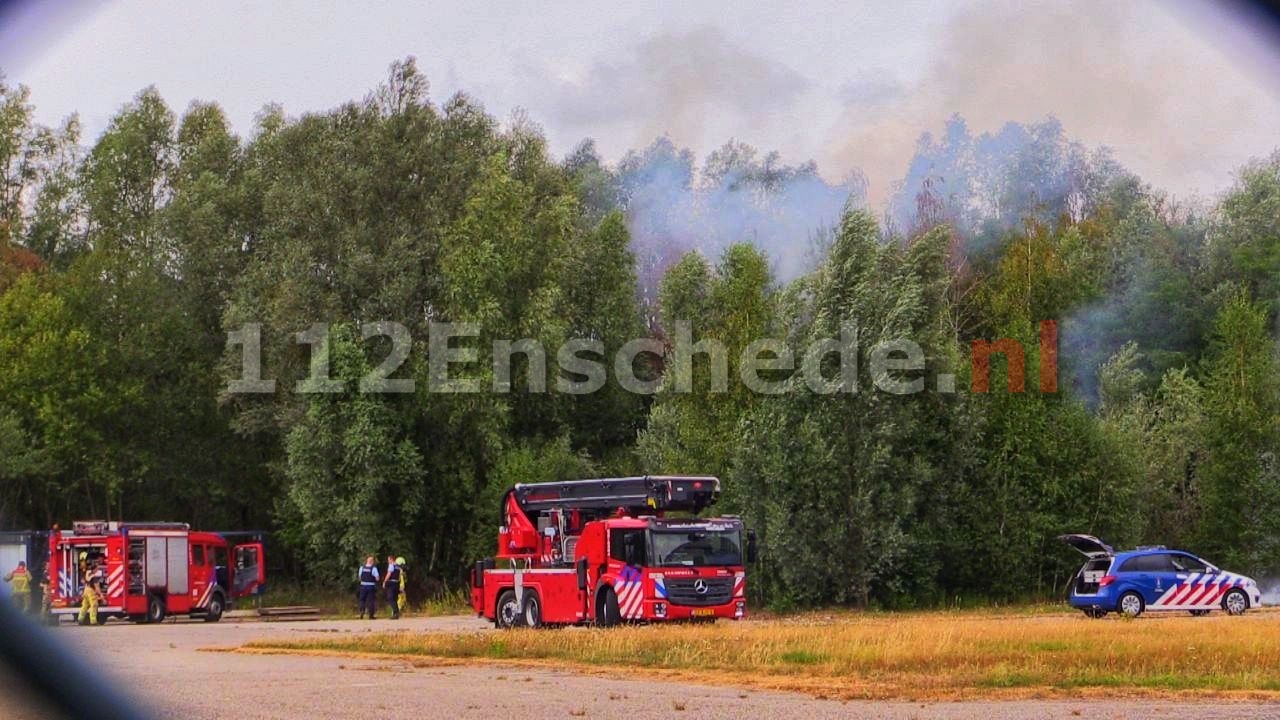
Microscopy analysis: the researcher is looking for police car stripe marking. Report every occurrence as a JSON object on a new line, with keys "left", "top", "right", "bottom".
{"left": 1167, "top": 576, "right": 1201, "bottom": 606}
{"left": 1182, "top": 585, "right": 1206, "bottom": 607}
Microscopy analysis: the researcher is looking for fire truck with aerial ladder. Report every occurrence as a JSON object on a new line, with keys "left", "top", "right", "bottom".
{"left": 470, "top": 475, "right": 756, "bottom": 627}
{"left": 46, "top": 521, "right": 266, "bottom": 624}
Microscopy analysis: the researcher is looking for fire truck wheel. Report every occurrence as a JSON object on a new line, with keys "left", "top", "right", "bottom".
{"left": 95, "top": 614, "right": 108, "bottom": 625}
{"left": 597, "top": 587, "right": 621, "bottom": 627}
{"left": 495, "top": 590, "right": 520, "bottom": 629}
{"left": 522, "top": 592, "right": 542, "bottom": 629}
{"left": 146, "top": 594, "right": 167, "bottom": 624}
{"left": 203, "top": 593, "right": 225, "bottom": 622}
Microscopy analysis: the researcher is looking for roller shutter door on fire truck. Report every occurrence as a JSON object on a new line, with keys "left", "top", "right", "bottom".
{"left": 144, "top": 536, "right": 188, "bottom": 594}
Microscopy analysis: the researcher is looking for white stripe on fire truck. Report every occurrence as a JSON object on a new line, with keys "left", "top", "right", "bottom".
{"left": 107, "top": 566, "right": 125, "bottom": 598}
{"left": 616, "top": 580, "right": 642, "bottom": 619}
{"left": 624, "top": 586, "right": 643, "bottom": 618}
{"left": 616, "top": 581, "right": 635, "bottom": 618}
{"left": 196, "top": 581, "right": 215, "bottom": 609}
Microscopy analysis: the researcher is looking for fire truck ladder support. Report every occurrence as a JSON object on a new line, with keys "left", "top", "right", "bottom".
{"left": 509, "top": 475, "right": 721, "bottom": 519}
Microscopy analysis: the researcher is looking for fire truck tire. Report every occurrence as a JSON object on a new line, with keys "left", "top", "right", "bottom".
{"left": 522, "top": 592, "right": 542, "bottom": 629}
{"left": 597, "top": 587, "right": 621, "bottom": 627}
{"left": 95, "top": 614, "right": 108, "bottom": 625}
{"left": 146, "top": 594, "right": 167, "bottom": 624}
{"left": 203, "top": 593, "right": 225, "bottom": 622}
{"left": 495, "top": 590, "right": 520, "bottom": 629}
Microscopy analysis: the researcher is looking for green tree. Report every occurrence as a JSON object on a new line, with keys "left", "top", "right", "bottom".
{"left": 732, "top": 212, "right": 962, "bottom": 607}
{"left": 1196, "top": 288, "right": 1280, "bottom": 572}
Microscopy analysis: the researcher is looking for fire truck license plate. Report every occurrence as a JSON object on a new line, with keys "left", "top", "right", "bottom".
{"left": 692, "top": 608, "right": 715, "bottom": 617}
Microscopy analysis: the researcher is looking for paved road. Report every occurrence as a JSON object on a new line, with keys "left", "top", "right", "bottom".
{"left": 2, "top": 614, "right": 1279, "bottom": 719}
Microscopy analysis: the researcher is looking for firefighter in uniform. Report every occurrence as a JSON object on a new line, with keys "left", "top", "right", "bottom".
{"left": 357, "top": 555, "right": 379, "bottom": 619}
{"left": 3, "top": 561, "right": 32, "bottom": 614}
{"left": 40, "top": 571, "right": 54, "bottom": 624}
{"left": 395, "top": 557, "right": 407, "bottom": 617}
{"left": 78, "top": 559, "right": 105, "bottom": 625}
{"left": 383, "top": 555, "right": 402, "bottom": 620}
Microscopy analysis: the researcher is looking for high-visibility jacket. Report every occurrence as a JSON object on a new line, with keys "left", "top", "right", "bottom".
{"left": 4, "top": 567, "right": 30, "bottom": 594}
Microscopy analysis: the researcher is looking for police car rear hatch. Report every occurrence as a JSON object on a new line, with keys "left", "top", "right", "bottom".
{"left": 1057, "top": 534, "right": 1113, "bottom": 559}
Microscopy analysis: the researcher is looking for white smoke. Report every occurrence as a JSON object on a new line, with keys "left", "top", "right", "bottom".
{"left": 824, "top": 0, "right": 1280, "bottom": 207}
{"left": 612, "top": 137, "right": 863, "bottom": 291}
{"left": 1259, "top": 577, "right": 1280, "bottom": 607}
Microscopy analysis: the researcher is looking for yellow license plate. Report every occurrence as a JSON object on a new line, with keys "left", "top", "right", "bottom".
{"left": 692, "top": 608, "right": 716, "bottom": 617}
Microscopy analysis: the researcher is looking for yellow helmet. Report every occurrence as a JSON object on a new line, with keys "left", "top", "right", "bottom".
{"left": 396, "top": 556, "right": 406, "bottom": 566}
{"left": 78, "top": 551, "right": 87, "bottom": 561}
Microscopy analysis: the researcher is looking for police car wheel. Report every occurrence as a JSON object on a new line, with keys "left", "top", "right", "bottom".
{"left": 1118, "top": 591, "right": 1144, "bottom": 618}
{"left": 1223, "top": 589, "right": 1249, "bottom": 616}
{"left": 495, "top": 590, "right": 520, "bottom": 629}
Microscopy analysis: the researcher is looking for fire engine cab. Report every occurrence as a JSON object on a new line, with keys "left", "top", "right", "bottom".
{"left": 470, "top": 476, "right": 756, "bottom": 628}
{"left": 48, "top": 521, "right": 265, "bottom": 624}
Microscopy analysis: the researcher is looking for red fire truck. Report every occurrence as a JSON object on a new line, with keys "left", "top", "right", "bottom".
{"left": 47, "top": 521, "right": 265, "bottom": 624}
{"left": 470, "top": 476, "right": 756, "bottom": 628}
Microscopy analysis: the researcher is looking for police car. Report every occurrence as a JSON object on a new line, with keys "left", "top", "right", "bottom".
{"left": 1059, "top": 534, "right": 1264, "bottom": 618}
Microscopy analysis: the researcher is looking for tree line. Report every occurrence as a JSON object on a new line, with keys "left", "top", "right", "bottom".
{"left": 1, "top": 60, "right": 1277, "bottom": 606}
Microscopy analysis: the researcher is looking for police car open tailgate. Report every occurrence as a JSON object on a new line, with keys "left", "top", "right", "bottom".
{"left": 1058, "top": 534, "right": 1113, "bottom": 558}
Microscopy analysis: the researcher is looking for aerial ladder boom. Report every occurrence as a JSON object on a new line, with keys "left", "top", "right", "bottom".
{"left": 498, "top": 476, "right": 720, "bottom": 560}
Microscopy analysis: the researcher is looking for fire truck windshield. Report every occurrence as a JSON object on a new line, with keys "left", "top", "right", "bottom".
{"left": 650, "top": 527, "right": 742, "bottom": 567}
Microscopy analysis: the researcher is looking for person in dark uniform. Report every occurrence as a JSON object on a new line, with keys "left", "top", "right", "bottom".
{"left": 382, "top": 555, "right": 401, "bottom": 620}
{"left": 356, "top": 555, "right": 379, "bottom": 619}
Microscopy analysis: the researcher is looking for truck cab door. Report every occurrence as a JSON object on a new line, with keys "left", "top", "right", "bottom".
{"left": 231, "top": 543, "right": 265, "bottom": 598}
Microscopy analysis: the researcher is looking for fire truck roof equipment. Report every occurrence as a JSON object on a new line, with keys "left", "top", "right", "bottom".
{"left": 510, "top": 475, "right": 720, "bottom": 518}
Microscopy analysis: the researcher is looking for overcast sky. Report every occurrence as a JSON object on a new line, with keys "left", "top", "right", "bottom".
{"left": 2, "top": 0, "right": 1279, "bottom": 206}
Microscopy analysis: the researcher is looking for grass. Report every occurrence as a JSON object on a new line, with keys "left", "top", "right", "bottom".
{"left": 239, "top": 606, "right": 1280, "bottom": 700}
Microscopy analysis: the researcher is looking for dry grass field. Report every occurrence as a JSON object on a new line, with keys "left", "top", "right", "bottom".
{"left": 241, "top": 606, "right": 1280, "bottom": 701}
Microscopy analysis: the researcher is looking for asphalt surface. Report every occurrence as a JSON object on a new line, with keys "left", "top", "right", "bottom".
{"left": 2, "top": 613, "right": 1279, "bottom": 719}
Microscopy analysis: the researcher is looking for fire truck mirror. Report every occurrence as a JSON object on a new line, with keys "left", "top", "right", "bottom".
{"left": 576, "top": 558, "right": 588, "bottom": 590}
{"left": 746, "top": 530, "right": 759, "bottom": 564}
{"left": 473, "top": 560, "right": 485, "bottom": 588}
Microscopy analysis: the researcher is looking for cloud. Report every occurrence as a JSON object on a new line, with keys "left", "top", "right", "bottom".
{"left": 532, "top": 26, "right": 810, "bottom": 156}
{"left": 824, "top": 0, "right": 1280, "bottom": 207}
